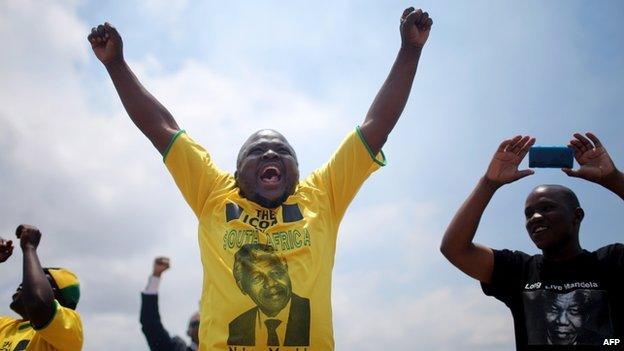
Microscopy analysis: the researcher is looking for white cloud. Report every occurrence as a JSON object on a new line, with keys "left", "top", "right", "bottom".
{"left": 333, "top": 283, "right": 514, "bottom": 351}
{"left": 137, "top": 0, "right": 189, "bottom": 25}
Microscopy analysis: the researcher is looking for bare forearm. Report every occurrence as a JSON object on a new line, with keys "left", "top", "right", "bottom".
{"left": 442, "top": 178, "right": 497, "bottom": 253}
{"left": 440, "top": 177, "right": 497, "bottom": 282}
{"left": 105, "top": 59, "right": 179, "bottom": 154}
{"left": 601, "top": 170, "right": 624, "bottom": 200}
{"left": 361, "top": 46, "right": 422, "bottom": 154}
{"left": 22, "top": 247, "right": 55, "bottom": 327}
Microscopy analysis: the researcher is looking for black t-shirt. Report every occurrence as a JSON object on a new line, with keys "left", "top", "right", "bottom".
{"left": 481, "top": 244, "right": 624, "bottom": 350}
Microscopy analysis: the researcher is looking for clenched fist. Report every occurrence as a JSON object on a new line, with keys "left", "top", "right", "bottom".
{"left": 153, "top": 256, "right": 171, "bottom": 277}
{"left": 400, "top": 7, "right": 433, "bottom": 49}
{"left": 16, "top": 224, "right": 42, "bottom": 251}
{"left": 88, "top": 22, "right": 124, "bottom": 65}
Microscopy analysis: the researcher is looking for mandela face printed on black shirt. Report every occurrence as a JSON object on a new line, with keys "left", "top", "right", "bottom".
{"left": 523, "top": 289, "right": 613, "bottom": 345}
{"left": 227, "top": 244, "right": 310, "bottom": 347}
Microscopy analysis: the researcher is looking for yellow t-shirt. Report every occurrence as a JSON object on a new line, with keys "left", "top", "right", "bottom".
{"left": 0, "top": 301, "right": 83, "bottom": 351}
{"left": 165, "top": 128, "right": 384, "bottom": 351}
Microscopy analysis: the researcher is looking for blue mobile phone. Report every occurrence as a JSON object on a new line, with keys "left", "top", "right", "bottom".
{"left": 529, "top": 146, "right": 574, "bottom": 168}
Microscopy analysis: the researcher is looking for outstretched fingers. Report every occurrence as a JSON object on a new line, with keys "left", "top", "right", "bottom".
{"left": 502, "top": 135, "right": 522, "bottom": 152}
{"left": 569, "top": 132, "right": 604, "bottom": 160}
{"left": 506, "top": 135, "right": 527, "bottom": 153}
{"left": 572, "top": 132, "right": 594, "bottom": 152}
{"left": 568, "top": 140, "right": 584, "bottom": 160}
{"left": 496, "top": 138, "right": 513, "bottom": 153}
{"left": 585, "top": 132, "right": 603, "bottom": 148}
{"left": 513, "top": 136, "right": 535, "bottom": 180}
{"left": 517, "top": 137, "right": 535, "bottom": 160}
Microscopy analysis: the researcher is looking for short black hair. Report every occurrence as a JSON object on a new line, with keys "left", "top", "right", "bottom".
{"left": 531, "top": 184, "right": 580, "bottom": 210}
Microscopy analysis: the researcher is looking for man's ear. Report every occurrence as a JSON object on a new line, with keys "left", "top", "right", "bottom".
{"left": 574, "top": 207, "right": 585, "bottom": 225}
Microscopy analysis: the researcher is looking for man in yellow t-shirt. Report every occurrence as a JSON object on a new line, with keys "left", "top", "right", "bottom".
{"left": 0, "top": 225, "right": 83, "bottom": 351}
{"left": 89, "top": 6, "right": 432, "bottom": 350}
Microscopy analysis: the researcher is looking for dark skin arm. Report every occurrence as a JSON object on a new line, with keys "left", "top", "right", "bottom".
{"left": 88, "top": 23, "right": 179, "bottom": 155}
{"left": 563, "top": 132, "right": 624, "bottom": 200}
{"left": 360, "top": 8, "right": 432, "bottom": 154}
{"left": 17, "top": 225, "right": 56, "bottom": 328}
{"left": 440, "top": 136, "right": 535, "bottom": 283}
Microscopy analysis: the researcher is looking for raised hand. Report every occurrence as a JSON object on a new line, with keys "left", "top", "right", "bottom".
{"left": 400, "top": 7, "right": 433, "bottom": 49}
{"left": 0, "top": 237, "right": 13, "bottom": 262}
{"left": 88, "top": 22, "right": 124, "bottom": 65}
{"left": 563, "top": 133, "right": 618, "bottom": 185}
{"left": 16, "top": 224, "right": 42, "bottom": 251}
{"left": 484, "top": 135, "right": 535, "bottom": 188}
{"left": 153, "top": 256, "right": 171, "bottom": 277}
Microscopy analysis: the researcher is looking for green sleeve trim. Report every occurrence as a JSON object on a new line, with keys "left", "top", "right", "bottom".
{"left": 162, "top": 130, "right": 186, "bottom": 162}
{"left": 356, "top": 126, "right": 387, "bottom": 167}
{"left": 18, "top": 321, "right": 32, "bottom": 331}
{"left": 32, "top": 300, "right": 59, "bottom": 331}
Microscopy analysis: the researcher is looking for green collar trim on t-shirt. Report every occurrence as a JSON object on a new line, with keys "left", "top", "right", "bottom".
{"left": 356, "top": 126, "right": 387, "bottom": 167}
{"left": 162, "top": 130, "right": 187, "bottom": 163}
{"left": 18, "top": 321, "right": 32, "bottom": 330}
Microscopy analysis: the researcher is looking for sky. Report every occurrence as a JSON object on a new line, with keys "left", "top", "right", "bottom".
{"left": 0, "top": 0, "right": 623, "bottom": 350}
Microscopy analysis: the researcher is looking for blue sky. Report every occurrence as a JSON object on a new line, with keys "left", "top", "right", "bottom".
{"left": 1, "top": 1, "right": 623, "bottom": 350}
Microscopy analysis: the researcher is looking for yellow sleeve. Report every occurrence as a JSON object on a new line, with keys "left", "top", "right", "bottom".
{"left": 164, "top": 131, "right": 233, "bottom": 217}
{"left": 35, "top": 301, "right": 83, "bottom": 351}
{"left": 309, "top": 127, "right": 385, "bottom": 223}
{"left": 0, "top": 316, "right": 15, "bottom": 328}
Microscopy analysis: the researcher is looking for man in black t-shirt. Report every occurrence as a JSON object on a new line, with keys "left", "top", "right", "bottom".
{"left": 440, "top": 133, "right": 624, "bottom": 350}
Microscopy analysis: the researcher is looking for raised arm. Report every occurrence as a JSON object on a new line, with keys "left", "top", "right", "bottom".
{"left": 16, "top": 225, "right": 56, "bottom": 328}
{"left": 88, "top": 23, "right": 179, "bottom": 155}
{"left": 440, "top": 136, "right": 535, "bottom": 283}
{"left": 563, "top": 132, "right": 624, "bottom": 200}
{"left": 359, "top": 8, "right": 432, "bottom": 154}
{"left": 141, "top": 257, "right": 181, "bottom": 351}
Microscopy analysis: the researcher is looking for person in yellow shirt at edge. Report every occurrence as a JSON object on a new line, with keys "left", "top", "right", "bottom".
{"left": 0, "top": 225, "right": 83, "bottom": 351}
{"left": 88, "top": 6, "right": 432, "bottom": 350}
